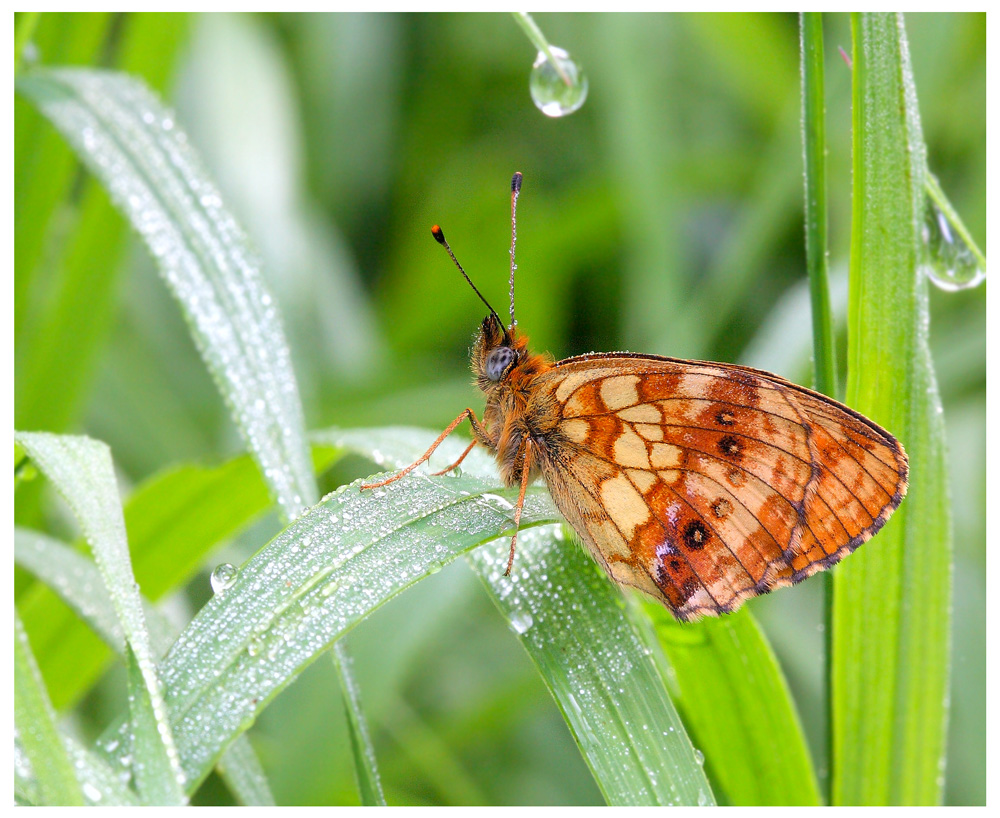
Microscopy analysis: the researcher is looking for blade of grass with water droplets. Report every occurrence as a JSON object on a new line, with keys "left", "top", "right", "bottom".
{"left": 15, "top": 725, "right": 141, "bottom": 807}
{"left": 15, "top": 431, "right": 186, "bottom": 804}
{"left": 94, "top": 470, "right": 558, "bottom": 792}
{"left": 19, "top": 450, "right": 339, "bottom": 712}
{"left": 14, "top": 610, "right": 84, "bottom": 806}
{"left": 14, "top": 527, "right": 275, "bottom": 806}
{"left": 17, "top": 67, "right": 381, "bottom": 798}
{"left": 318, "top": 427, "right": 716, "bottom": 806}
{"left": 125, "top": 644, "right": 184, "bottom": 804}
{"left": 63, "top": 737, "right": 140, "bottom": 806}
{"left": 16, "top": 67, "right": 315, "bottom": 519}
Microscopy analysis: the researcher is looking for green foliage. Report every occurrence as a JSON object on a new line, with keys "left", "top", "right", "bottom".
{"left": 323, "top": 427, "right": 714, "bottom": 805}
{"left": 14, "top": 11, "right": 983, "bottom": 806}
{"left": 645, "top": 603, "right": 821, "bottom": 805}
{"left": 14, "top": 611, "right": 85, "bottom": 805}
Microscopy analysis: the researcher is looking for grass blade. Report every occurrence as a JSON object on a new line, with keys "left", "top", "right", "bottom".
{"left": 17, "top": 67, "right": 316, "bottom": 519}
{"left": 800, "top": 11, "right": 837, "bottom": 398}
{"left": 17, "top": 66, "right": 387, "bottom": 800}
{"left": 474, "top": 527, "right": 713, "bottom": 805}
{"left": 63, "top": 738, "right": 141, "bottom": 806}
{"left": 15, "top": 17, "right": 188, "bottom": 444}
{"left": 15, "top": 723, "right": 140, "bottom": 806}
{"left": 800, "top": 13, "right": 837, "bottom": 802}
{"left": 832, "top": 13, "right": 952, "bottom": 804}
{"left": 15, "top": 528, "right": 177, "bottom": 655}
{"left": 95, "top": 468, "right": 558, "bottom": 793}
{"left": 125, "top": 645, "right": 185, "bottom": 804}
{"left": 15, "top": 431, "right": 186, "bottom": 802}
{"left": 17, "top": 455, "right": 290, "bottom": 710}
{"left": 644, "top": 604, "right": 820, "bottom": 805}
{"left": 14, "top": 610, "right": 84, "bottom": 806}
{"left": 320, "top": 427, "right": 716, "bottom": 806}
{"left": 15, "top": 527, "right": 276, "bottom": 806}
{"left": 332, "top": 643, "right": 386, "bottom": 805}
{"left": 215, "top": 735, "right": 276, "bottom": 807}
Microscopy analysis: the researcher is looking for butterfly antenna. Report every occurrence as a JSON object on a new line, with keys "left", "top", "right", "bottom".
{"left": 509, "top": 172, "right": 522, "bottom": 327}
{"left": 431, "top": 225, "right": 502, "bottom": 326}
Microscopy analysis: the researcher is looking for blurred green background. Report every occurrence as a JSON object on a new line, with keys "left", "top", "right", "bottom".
{"left": 14, "top": 12, "right": 984, "bottom": 805}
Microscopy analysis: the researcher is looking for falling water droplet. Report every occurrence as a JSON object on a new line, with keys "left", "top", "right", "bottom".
{"left": 210, "top": 563, "right": 238, "bottom": 594}
{"left": 530, "top": 46, "right": 588, "bottom": 118}
{"left": 922, "top": 199, "right": 985, "bottom": 291}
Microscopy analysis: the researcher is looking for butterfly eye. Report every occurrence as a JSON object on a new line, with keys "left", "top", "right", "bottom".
{"left": 486, "top": 347, "right": 516, "bottom": 381}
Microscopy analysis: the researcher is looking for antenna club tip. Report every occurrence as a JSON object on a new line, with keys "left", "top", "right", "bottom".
{"left": 431, "top": 225, "right": 446, "bottom": 243}
{"left": 511, "top": 172, "right": 523, "bottom": 193}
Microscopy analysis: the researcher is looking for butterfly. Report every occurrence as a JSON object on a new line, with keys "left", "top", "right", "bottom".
{"left": 362, "top": 173, "right": 908, "bottom": 621}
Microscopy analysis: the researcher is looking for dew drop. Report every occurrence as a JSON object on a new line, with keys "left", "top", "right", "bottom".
{"left": 693, "top": 748, "right": 705, "bottom": 766}
{"left": 210, "top": 563, "right": 238, "bottom": 594}
{"left": 509, "top": 611, "right": 534, "bottom": 634}
{"left": 529, "top": 46, "right": 588, "bottom": 118}
{"left": 921, "top": 198, "right": 985, "bottom": 291}
{"left": 21, "top": 41, "right": 39, "bottom": 65}
{"left": 82, "top": 782, "right": 103, "bottom": 803}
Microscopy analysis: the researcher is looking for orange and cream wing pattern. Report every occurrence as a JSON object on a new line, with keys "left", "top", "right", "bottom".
{"left": 532, "top": 354, "right": 908, "bottom": 620}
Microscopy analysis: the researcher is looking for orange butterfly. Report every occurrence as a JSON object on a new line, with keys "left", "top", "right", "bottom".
{"left": 363, "top": 173, "right": 908, "bottom": 621}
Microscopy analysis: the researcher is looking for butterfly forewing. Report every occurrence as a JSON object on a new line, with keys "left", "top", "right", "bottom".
{"left": 531, "top": 354, "right": 909, "bottom": 620}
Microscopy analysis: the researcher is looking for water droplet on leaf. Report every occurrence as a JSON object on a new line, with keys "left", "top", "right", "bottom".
{"left": 530, "top": 47, "right": 588, "bottom": 118}
{"left": 509, "top": 611, "right": 534, "bottom": 634}
{"left": 210, "top": 563, "right": 238, "bottom": 594}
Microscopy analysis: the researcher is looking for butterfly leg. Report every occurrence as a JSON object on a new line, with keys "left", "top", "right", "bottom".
{"left": 360, "top": 408, "right": 494, "bottom": 490}
{"left": 504, "top": 438, "right": 535, "bottom": 576}
{"left": 429, "top": 439, "right": 478, "bottom": 476}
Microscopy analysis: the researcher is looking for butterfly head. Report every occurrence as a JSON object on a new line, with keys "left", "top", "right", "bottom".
{"left": 472, "top": 312, "right": 519, "bottom": 389}
{"left": 471, "top": 312, "right": 550, "bottom": 395}
{"left": 435, "top": 173, "right": 546, "bottom": 395}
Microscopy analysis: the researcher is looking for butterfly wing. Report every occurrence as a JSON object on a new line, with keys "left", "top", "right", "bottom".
{"left": 530, "top": 354, "right": 908, "bottom": 621}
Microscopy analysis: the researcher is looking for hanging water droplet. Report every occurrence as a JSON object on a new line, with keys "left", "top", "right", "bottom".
{"left": 210, "top": 563, "right": 238, "bottom": 594}
{"left": 921, "top": 199, "right": 985, "bottom": 291}
{"left": 530, "top": 46, "right": 588, "bottom": 118}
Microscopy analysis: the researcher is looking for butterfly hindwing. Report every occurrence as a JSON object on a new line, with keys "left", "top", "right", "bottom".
{"left": 531, "top": 354, "right": 908, "bottom": 620}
